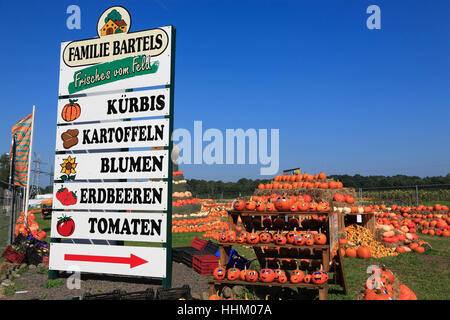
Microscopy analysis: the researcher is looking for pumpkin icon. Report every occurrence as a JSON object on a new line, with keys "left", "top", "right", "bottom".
{"left": 61, "top": 99, "right": 81, "bottom": 122}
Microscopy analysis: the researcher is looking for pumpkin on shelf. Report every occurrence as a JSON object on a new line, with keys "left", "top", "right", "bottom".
{"left": 272, "top": 233, "right": 287, "bottom": 245}
{"left": 259, "top": 231, "right": 272, "bottom": 244}
{"left": 311, "top": 265, "right": 328, "bottom": 284}
{"left": 286, "top": 230, "right": 298, "bottom": 244}
{"left": 227, "top": 267, "right": 241, "bottom": 281}
{"left": 294, "top": 233, "right": 306, "bottom": 246}
{"left": 233, "top": 199, "right": 246, "bottom": 211}
{"left": 236, "top": 234, "right": 246, "bottom": 244}
{"left": 245, "top": 270, "right": 259, "bottom": 282}
{"left": 213, "top": 267, "right": 226, "bottom": 280}
{"left": 277, "top": 272, "right": 288, "bottom": 284}
{"left": 240, "top": 267, "right": 248, "bottom": 281}
{"left": 316, "top": 201, "right": 330, "bottom": 212}
{"left": 266, "top": 202, "right": 276, "bottom": 212}
{"left": 259, "top": 268, "right": 275, "bottom": 283}
{"left": 247, "top": 231, "right": 260, "bottom": 244}
{"left": 256, "top": 201, "right": 266, "bottom": 212}
{"left": 314, "top": 233, "right": 327, "bottom": 245}
{"left": 245, "top": 201, "right": 257, "bottom": 211}
{"left": 219, "top": 232, "right": 229, "bottom": 243}
{"left": 303, "top": 273, "right": 312, "bottom": 284}
{"left": 273, "top": 268, "right": 285, "bottom": 282}
{"left": 298, "top": 201, "right": 310, "bottom": 212}
{"left": 304, "top": 234, "right": 315, "bottom": 246}
{"left": 290, "top": 268, "right": 305, "bottom": 284}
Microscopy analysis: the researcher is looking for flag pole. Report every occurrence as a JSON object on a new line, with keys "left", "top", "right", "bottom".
{"left": 23, "top": 105, "right": 36, "bottom": 227}
{"left": 7, "top": 135, "right": 17, "bottom": 245}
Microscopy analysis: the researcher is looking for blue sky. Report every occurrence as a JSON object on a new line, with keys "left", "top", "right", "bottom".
{"left": 1, "top": 0, "right": 449, "bottom": 184}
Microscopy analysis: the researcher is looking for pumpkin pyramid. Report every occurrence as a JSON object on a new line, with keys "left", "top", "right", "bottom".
{"left": 172, "top": 163, "right": 201, "bottom": 215}
{"left": 253, "top": 172, "right": 359, "bottom": 207}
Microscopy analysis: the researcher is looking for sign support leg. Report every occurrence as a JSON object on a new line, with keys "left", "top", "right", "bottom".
{"left": 162, "top": 26, "right": 176, "bottom": 289}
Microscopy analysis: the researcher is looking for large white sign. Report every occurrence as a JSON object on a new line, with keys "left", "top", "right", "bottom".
{"left": 51, "top": 6, "right": 174, "bottom": 280}
{"left": 54, "top": 149, "right": 169, "bottom": 181}
{"left": 57, "top": 88, "right": 170, "bottom": 124}
{"left": 50, "top": 211, "right": 167, "bottom": 242}
{"left": 52, "top": 181, "right": 168, "bottom": 211}
{"left": 49, "top": 243, "right": 166, "bottom": 277}
{"left": 58, "top": 26, "right": 172, "bottom": 96}
{"left": 55, "top": 118, "right": 169, "bottom": 151}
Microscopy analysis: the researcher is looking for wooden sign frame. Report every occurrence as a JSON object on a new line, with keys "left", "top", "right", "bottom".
{"left": 49, "top": 9, "right": 176, "bottom": 288}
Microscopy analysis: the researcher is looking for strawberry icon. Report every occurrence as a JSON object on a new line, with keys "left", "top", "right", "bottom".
{"left": 56, "top": 186, "right": 77, "bottom": 206}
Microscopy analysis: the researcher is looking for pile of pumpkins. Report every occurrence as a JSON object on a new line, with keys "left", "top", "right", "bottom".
{"left": 233, "top": 196, "right": 331, "bottom": 213}
{"left": 376, "top": 223, "right": 432, "bottom": 254}
{"left": 172, "top": 191, "right": 193, "bottom": 198}
{"left": 375, "top": 207, "right": 450, "bottom": 239}
{"left": 14, "top": 210, "right": 47, "bottom": 240}
{"left": 172, "top": 197, "right": 200, "bottom": 207}
{"left": 212, "top": 264, "right": 328, "bottom": 285}
{"left": 218, "top": 229, "right": 327, "bottom": 246}
{"left": 340, "top": 224, "right": 398, "bottom": 258}
{"left": 257, "top": 172, "right": 345, "bottom": 190}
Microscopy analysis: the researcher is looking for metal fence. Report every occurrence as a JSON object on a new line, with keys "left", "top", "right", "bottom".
{"left": 358, "top": 184, "right": 450, "bottom": 206}
{"left": 194, "top": 193, "right": 244, "bottom": 201}
{"left": 1, "top": 185, "right": 25, "bottom": 246}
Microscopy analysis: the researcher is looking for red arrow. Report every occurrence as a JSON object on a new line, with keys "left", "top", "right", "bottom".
{"left": 64, "top": 253, "right": 148, "bottom": 268}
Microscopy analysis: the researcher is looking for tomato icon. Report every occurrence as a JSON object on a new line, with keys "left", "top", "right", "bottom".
{"left": 56, "top": 215, "right": 75, "bottom": 237}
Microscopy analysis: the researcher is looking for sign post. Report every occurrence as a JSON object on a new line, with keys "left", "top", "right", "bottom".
{"left": 162, "top": 26, "right": 176, "bottom": 289}
{"left": 49, "top": 6, "right": 175, "bottom": 285}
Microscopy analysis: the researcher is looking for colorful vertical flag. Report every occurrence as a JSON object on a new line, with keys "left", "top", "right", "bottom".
{"left": 10, "top": 113, "right": 33, "bottom": 186}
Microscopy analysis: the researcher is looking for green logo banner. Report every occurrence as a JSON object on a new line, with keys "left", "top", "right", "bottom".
{"left": 68, "top": 55, "right": 159, "bottom": 94}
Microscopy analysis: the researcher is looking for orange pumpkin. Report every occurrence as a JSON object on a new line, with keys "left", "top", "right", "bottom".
{"left": 61, "top": 99, "right": 81, "bottom": 122}
{"left": 413, "top": 246, "right": 425, "bottom": 254}
{"left": 357, "top": 247, "right": 371, "bottom": 259}
{"left": 345, "top": 247, "right": 357, "bottom": 258}
{"left": 396, "top": 246, "right": 406, "bottom": 253}
{"left": 315, "top": 233, "right": 327, "bottom": 245}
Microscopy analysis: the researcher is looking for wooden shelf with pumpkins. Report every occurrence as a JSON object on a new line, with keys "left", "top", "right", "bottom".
{"left": 208, "top": 172, "right": 349, "bottom": 300}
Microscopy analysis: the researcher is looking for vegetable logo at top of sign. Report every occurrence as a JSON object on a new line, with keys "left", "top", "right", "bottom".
{"left": 56, "top": 215, "right": 76, "bottom": 237}
{"left": 61, "top": 99, "right": 81, "bottom": 122}
{"left": 56, "top": 186, "right": 78, "bottom": 206}
{"left": 98, "top": 7, "right": 131, "bottom": 37}
{"left": 59, "top": 155, "right": 77, "bottom": 181}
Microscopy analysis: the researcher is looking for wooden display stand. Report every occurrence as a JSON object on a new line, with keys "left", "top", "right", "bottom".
{"left": 208, "top": 210, "right": 347, "bottom": 300}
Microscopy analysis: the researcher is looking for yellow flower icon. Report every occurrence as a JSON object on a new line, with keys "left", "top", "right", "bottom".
{"left": 60, "top": 156, "right": 77, "bottom": 176}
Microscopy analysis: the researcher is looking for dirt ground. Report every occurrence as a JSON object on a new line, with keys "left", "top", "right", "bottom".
{"left": 0, "top": 262, "right": 210, "bottom": 300}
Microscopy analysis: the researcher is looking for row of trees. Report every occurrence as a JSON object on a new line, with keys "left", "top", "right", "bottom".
{"left": 328, "top": 174, "right": 450, "bottom": 189}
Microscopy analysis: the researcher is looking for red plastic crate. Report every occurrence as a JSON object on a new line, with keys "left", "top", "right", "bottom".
{"left": 1, "top": 245, "right": 25, "bottom": 264}
{"left": 190, "top": 236, "right": 207, "bottom": 251}
{"left": 192, "top": 255, "right": 219, "bottom": 276}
